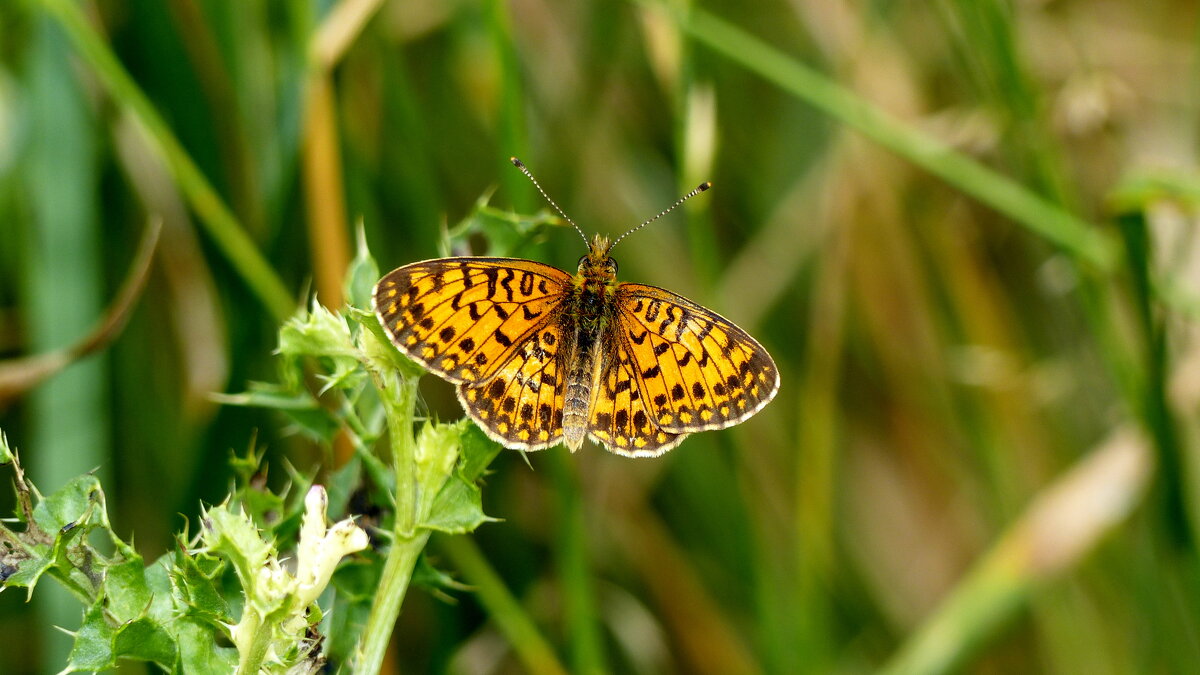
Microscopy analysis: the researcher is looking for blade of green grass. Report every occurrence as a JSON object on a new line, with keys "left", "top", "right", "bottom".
{"left": 38, "top": 0, "right": 295, "bottom": 322}
{"left": 1116, "top": 210, "right": 1189, "bottom": 545}
{"left": 658, "top": 3, "right": 1117, "bottom": 271}
{"left": 437, "top": 535, "right": 568, "bottom": 675}
{"left": 787, "top": 231, "right": 849, "bottom": 673}
{"left": 933, "top": 0, "right": 1077, "bottom": 209}
{"left": 485, "top": 0, "right": 531, "bottom": 209}
{"left": 680, "top": 82, "right": 721, "bottom": 289}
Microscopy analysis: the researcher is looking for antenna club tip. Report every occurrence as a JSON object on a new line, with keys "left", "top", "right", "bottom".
{"left": 510, "top": 157, "right": 524, "bottom": 168}
{"left": 699, "top": 181, "right": 713, "bottom": 191}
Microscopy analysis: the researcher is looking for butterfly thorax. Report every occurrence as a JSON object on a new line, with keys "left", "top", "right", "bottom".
{"left": 571, "top": 234, "right": 619, "bottom": 327}
{"left": 559, "top": 234, "right": 621, "bottom": 451}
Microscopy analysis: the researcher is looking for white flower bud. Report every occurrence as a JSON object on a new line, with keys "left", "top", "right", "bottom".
{"left": 294, "top": 485, "right": 369, "bottom": 607}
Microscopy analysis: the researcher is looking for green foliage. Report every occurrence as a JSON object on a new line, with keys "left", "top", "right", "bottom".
{"left": 0, "top": 444, "right": 237, "bottom": 673}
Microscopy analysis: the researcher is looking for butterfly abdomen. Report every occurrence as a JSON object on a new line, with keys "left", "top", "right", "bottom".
{"left": 561, "top": 340, "right": 593, "bottom": 452}
{"left": 560, "top": 278, "right": 615, "bottom": 451}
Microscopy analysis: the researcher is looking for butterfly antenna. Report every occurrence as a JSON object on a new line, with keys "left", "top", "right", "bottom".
{"left": 510, "top": 157, "right": 589, "bottom": 245}
{"left": 612, "top": 181, "right": 712, "bottom": 249}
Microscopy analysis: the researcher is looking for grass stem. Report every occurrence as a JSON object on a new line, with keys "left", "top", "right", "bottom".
{"left": 40, "top": 0, "right": 296, "bottom": 322}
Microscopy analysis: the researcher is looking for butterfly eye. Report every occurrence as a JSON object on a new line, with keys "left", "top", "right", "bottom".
{"left": 607, "top": 259, "right": 618, "bottom": 274}
{"left": 577, "top": 255, "right": 588, "bottom": 268}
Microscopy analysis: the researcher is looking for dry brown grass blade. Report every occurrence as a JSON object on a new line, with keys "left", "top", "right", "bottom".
{"left": 302, "top": 73, "right": 352, "bottom": 310}
{"left": 0, "top": 220, "right": 161, "bottom": 408}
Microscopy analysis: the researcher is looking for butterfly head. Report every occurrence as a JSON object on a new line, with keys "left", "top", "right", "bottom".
{"left": 578, "top": 233, "right": 618, "bottom": 281}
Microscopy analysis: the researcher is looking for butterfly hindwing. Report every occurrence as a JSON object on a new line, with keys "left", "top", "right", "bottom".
{"left": 373, "top": 257, "right": 571, "bottom": 385}
{"left": 587, "top": 345, "right": 689, "bottom": 456}
{"left": 456, "top": 320, "right": 567, "bottom": 450}
{"left": 611, "top": 283, "right": 779, "bottom": 435}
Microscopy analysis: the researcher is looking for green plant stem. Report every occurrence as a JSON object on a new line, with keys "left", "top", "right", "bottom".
{"left": 237, "top": 609, "right": 271, "bottom": 675}
{"left": 387, "top": 375, "right": 420, "bottom": 535}
{"left": 39, "top": 0, "right": 295, "bottom": 322}
{"left": 354, "top": 369, "right": 420, "bottom": 674}
{"left": 665, "top": 4, "right": 1117, "bottom": 271}
{"left": 354, "top": 531, "right": 430, "bottom": 674}
{"left": 438, "top": 535, "right": 568, "bottom": 675}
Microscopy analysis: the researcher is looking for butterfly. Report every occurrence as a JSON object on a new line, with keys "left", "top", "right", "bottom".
{"left": 372, "top": 158, "right": 778, "bottom": 457}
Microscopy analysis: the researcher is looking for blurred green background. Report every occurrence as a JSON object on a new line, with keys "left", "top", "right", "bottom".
{"left": 3, "top": 0, "right": 1200, "bottom": 672}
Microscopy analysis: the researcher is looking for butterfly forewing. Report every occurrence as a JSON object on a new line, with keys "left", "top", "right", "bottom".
{"left": 608, "top": 283, "right": 779, "bottom": 435}
{"left": 373, "top": 258, "right": 571, "bottom": 385}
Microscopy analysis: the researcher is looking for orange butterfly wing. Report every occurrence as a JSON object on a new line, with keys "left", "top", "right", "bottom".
{"left": 373, "top": 258, "right": 571, "bottom": 449}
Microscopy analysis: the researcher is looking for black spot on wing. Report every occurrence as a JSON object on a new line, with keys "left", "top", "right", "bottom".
{"left": 484, "top": 267, "right": 499, "bottom": 298}
{"left": 499, "top": 269, "right": 515, "bottom": 301}
{"left": 614, "top": 409, "right": 628, "bottom": 428}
